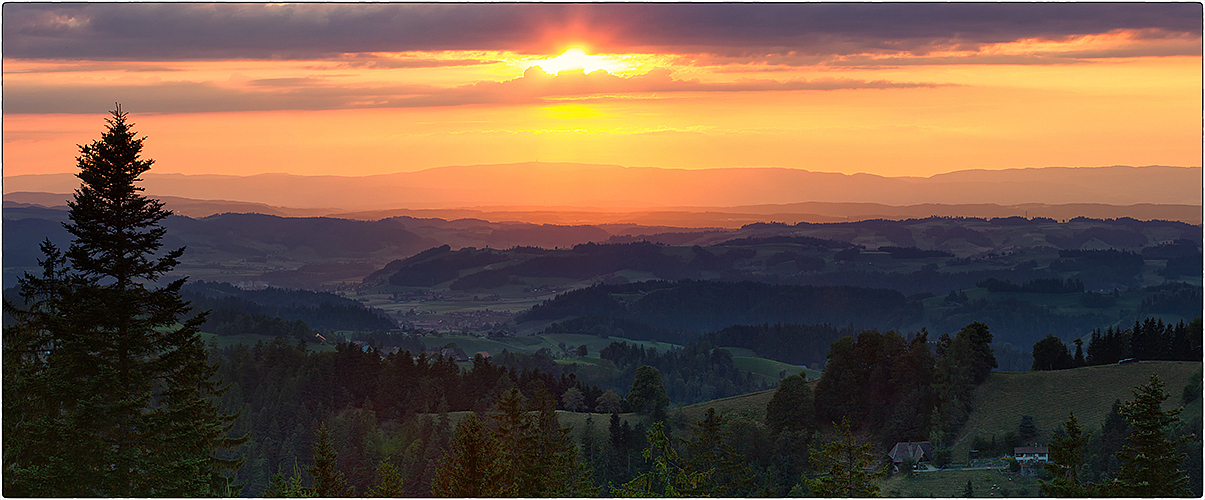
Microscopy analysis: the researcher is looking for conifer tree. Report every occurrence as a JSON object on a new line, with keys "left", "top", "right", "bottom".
{"left": 487, "top": 387, "right": 596, "bottom": 496}
{"left": 432, "top": 413, "right": 512, "bottom": 497}
{"left": 1040, "top": 411, "right": 1097, "bottom": 497}
{"left": 1109, "top": 374, "right": 1193, "bottom": 497}
{"left": 615, "top": 421, "right": 709, "bottom": 497}
{"left": 264, "top": 463, "right": 312, "bottom": 498}
{"left": 803, "top": 418, "right": 881, "bottom": 497}
{"left": 3, "top": 106, "right": 243, "bottom": 497}
{"left": 307, "top": 424, "right": 352, "bottom": 497}
{"left": 368, "top": 457, "right": 404, "bottom": 497}
{"left": 682, "top": 408, "right": 753, "bottom": 496}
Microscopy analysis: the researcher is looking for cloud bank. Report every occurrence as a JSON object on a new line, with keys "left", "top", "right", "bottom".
{"left": 5, "top": 3, "right": 1200, "bottom": 61}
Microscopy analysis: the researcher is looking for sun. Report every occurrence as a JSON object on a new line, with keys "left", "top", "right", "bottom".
{"left": 534, "top": 47, "right": 625, "bottom": 74}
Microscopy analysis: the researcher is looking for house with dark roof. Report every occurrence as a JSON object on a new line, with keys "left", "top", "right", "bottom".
{"left": 888, "top": 441, "right": 934, "bottom": 465}
{"left": 440, "top": 346, "right": 470, "bottom": 362}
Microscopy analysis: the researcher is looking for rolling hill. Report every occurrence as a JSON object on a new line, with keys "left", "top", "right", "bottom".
{"left": 950, "top": 360, "right": 1202, "bottom": 461}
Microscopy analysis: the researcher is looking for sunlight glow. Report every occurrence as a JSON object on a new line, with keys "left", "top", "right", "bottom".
{"left": 534, "top": 48, "right": 626, "bottom": 74}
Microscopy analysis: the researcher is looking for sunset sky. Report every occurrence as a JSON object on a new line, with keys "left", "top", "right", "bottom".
{"left": 3, "top": 3, "right": 1202, "bottom": 178}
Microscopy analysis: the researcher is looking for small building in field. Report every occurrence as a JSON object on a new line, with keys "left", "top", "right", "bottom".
{"left": 475, "top": 351, "right": 492, "bottom": 360}
{"left": 1013, "top": 446, "right": 1050, "bottom": 463}
{"left": 888, "top": 441, "right": 934, "bottom": 465}
{"left": 1014, "top": 446, "right": 1050, "bottom": 476}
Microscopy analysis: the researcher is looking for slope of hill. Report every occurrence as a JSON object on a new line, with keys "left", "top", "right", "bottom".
{"left": 950, "top": 360, "right": 1202, "bottom": 461}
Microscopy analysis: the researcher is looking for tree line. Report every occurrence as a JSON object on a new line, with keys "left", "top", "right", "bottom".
{"left": 1030, "top": 317, "right": 1202, "bottom": 371}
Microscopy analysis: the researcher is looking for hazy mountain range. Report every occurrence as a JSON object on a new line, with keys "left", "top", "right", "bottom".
{"left": 6, "top": 163, "right": 1200, "bottom": 217}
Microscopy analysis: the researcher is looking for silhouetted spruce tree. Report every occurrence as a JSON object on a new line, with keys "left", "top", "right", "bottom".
{"left": 1109, "top": 374, "right": 1193, "bottom": 497}
{"left": 1040, "top": 411, "right": 1097, "bottom": 497}
{"left": 2, "top": 106, "right": 243, "bottom": 497}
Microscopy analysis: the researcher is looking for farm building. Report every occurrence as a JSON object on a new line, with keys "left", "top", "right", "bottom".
{"left": 1013, "top": 446, "right": 1050, "bottom": 463}
{"left": 888, "top": 441, "right": 934, "bottom": 465}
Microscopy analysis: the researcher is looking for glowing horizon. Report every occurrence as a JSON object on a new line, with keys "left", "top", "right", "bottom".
{"left": 3, "top": 3, "right": 1201, "bottom": 179}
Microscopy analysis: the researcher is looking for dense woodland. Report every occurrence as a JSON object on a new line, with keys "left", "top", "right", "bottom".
{"left": 203, "top": 315, "right": 1201, "bottom": 497}
{"left": 520, "top": 280, "right": 920, "bottom": 333}
{"left": 181, "top": 281, "right": 397, "bottom": 340}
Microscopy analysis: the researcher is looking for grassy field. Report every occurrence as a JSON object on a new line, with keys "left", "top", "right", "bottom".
{"left": 950, "top": 360, "right": 1203, "bottom": 460}
{"left": 880, "top": 468, "right": 1044, "bottom": 498}
{"left": 672, "top": 388, "right": 777, "bottom": 424}
{"left": 733, "top": 356, "right": 818, "bottom": 383}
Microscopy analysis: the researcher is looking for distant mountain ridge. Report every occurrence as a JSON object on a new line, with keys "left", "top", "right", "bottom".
{"left": 6, "top": 191, "right": 1201, "bottom": 226}
{"left": 6, "top": 163, "right": 1200, "bottom": 212}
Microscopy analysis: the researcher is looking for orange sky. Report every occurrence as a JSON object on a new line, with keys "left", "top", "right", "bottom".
{"left": 3, "top": 4, "right": 1201, "bottom": 178}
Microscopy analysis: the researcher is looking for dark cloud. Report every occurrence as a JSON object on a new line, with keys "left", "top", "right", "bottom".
{"left": 3, "top": 3, "right": 1199, "bottom": 61}
{"left": 333, "top": 56, "right": 489, "bottom": 70}
{"left": 2, "top": 67, "right": 948, "bottom": 114}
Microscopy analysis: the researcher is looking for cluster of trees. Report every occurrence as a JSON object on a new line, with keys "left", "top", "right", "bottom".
{"left": 716, "top": 234, "right": 851, "bottom": 248}
{"left": 598, "top": 341, "right": 767, "bottom": 407}
{"left": 814, "top": 323, "right": 997, "bottom": 448}
{"left": 763, "top": 249, "right": 825, "bottom": 272}
{"left": 976, "top": 277, "right": 1085, "bottom": 294}
{"left": 933, "top": 296, "right": 1111, "bottom": 349}
{"left": 1048, "top": 225, "right": 1149, "bottom": 248}
{"left": 1041, "top": 375, "right": 1199, "bottom": 497}
{"left": 1028, "top": 317, "right": 1201, "bottom": 371}
{"left": 878, "top": 246, "right": 954, "bottom": 259}
{"left": 447, "top": 241, "right": 708, "bottom": 289}
{"left": 183, "top": 281, "right": 397, "bottom": 333}
{"left": 1085, "top": 317, "right": 1203, "bottom": 365}
{"left": 1143, "top": 239, "right": 1203, "bottom": 278}
{"left": 422, "top": 389, "right": 594, "bottom": 497}
{"left": 522, "top": 279, "right": 920, "bottom": 334}
{"left": 541, "top": 314, "right": 697, "bottom": 345}
{"left": 213, "top": 338, "right": 603, "bottom": 494}
{"left": 703, "top": 322, "right": 851, "bottom": 367}
{"left": 1138, "top": 282, "right": 1204, "bottom": 317}
{"left": 387, "top": 246, "right": 509, "bottom": 287}
{"left": 1049, "top": 248, "right": 1145, "bottom": 286}
{"left": 202, "top": 308, "right": 316, "bottom": 340}
{"left": 1031, "top": 334, "right": 1086, "bottom": 371}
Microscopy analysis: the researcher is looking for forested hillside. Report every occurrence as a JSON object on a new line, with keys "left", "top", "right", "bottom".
{"left": 182, "top": 281, "right": 397, "bottom": 335}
